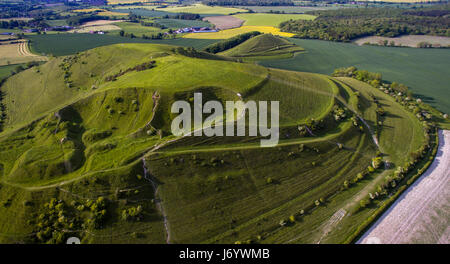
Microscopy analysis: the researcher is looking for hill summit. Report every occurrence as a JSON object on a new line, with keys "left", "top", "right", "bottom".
{"left": 219, "top": 34, "right": 304, "bottom": 59}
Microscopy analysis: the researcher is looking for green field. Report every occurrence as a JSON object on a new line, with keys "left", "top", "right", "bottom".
{"left": 112, "top": 8, "right": 177, "bottom": 18}
{"left": 26, "top": 34, "right": 221, "bottom": 56}
{"left": 233, "top": 13, "right": 316, "bottom": 27}
{"left": 259, "top": 39, "right": 450, "bottom": 114}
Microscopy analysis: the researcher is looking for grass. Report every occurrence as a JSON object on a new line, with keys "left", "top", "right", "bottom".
{"left": 259, "top": 38, "right": 450, "bottom": 114}
{"left": 26, "top": 33, "right": 221, "bottom": 56}
{"left": 337, "top": 77, "right": 425, "bottom": 165}
{"left": 0, "top": 42, "right": 430, "bottom": 244}
{"left": 154, "top": 4, "right": 249, "bottom": 15}
{"left": 233, "top": 13, "right": 316, "bottom": 27}
{"left": 184, "top": 26, "right": 295, "bottom": 39}
{"left": 1, "top": 43, "right": 266, "bottom": 133}
{"left": 219, "top": 34, "right": 304, "bottom": 60}
{"left": 149, "top": 127, "right": 375, "bottom": 243}
{"left": 0, "top": 64, "right": 24, "bottom": 80}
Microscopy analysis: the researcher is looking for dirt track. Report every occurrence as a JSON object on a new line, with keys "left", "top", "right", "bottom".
{"left": 358, "top": 130, "right": 450, "bottom": 244}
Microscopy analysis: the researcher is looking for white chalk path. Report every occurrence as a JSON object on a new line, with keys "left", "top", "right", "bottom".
{"left": 358, "top": 130, "right": 450, "bottom": 244}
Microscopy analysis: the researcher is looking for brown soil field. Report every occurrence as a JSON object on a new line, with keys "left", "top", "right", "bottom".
{"left": 203, "top": 15, "right": 244, "bottom": 30}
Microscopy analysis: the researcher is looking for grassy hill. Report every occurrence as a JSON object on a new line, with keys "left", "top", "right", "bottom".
{"left": 219, "top": 34, "right": 304, "bottom": 60}
{"left": 0, "top": 43, "right": 430, "bottom": 244}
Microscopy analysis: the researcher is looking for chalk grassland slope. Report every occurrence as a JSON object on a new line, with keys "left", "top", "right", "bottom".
{"left": 156, "top": 18, "right": 212, "bottom": 29}
{"left": 146, "top": 75, "right": 426, "bottom": 243}
{"left": 0, "top": 40, "right": 47, "bottom": 66}
{"left": 184, "top": 26, "right": 295, "bottom": 39}
{"left": 26, "top": 34, "right": 220, "bottom": 56}
{"left": 358, "top": 129, "right": 449, "bottom": 244}
{"left": 0, "top": 43, "right": 349, "bottom": 243}
{"left": 258, "top": 38, "right": 450, "bottom": 114}
{"left": 1, "top": 43, "right": 265, "bottom": 133}
{"left": 0, "top": 43, "right": 427, "bottom": 244}
{"left": 219, "top": 34, "right": 304, "bottom": 60}
{"left": 233, "top": 13, "right": 316, "bottom": 27}
{"left": 112, "top": 22, "right": 161, "bottom": 35}
{"left": 154, "top": 4, "right": 249, "bottom": 15}
{"left": 149, "top": 126, "right": 377, "bottom": 243}
{"left": 0, "top": 43, "right": 266, "bottom": 243}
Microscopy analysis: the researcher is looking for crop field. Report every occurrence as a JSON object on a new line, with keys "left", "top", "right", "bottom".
{"left": 26, "top": 34, "right": 220, "bottom": 56}
{"left": 154, "top": 4, "right": 249, "bottom": 15}
{"left": 184, "top": 26, "right": 295, "bottom": 39}
{"left": 203, "top": 16, "right": 244, "bottom": 30}
{"left": 0, "top": 40, "right": 47, "bottom": 66}
{"left": 233, "top": 13, "right": 316, "bottom": 27}
{"left": 259, "top": 38, "right": 450, "bottom": 114}
{"left": 0, "top": 64, "right": 24, "bottom": 79}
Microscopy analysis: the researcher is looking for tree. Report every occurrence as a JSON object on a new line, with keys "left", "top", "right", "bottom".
{"left": 359, "top": 198, "right": 370, "bottom": 208}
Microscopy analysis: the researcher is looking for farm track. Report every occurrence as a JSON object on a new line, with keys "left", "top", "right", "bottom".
{"left": 358, "top": 130, "right": 450, "bottom": 244}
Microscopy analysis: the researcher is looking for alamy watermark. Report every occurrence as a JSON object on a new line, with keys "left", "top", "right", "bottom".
{"left": 171, "top": 93, "right": 279, "bottom": 147}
